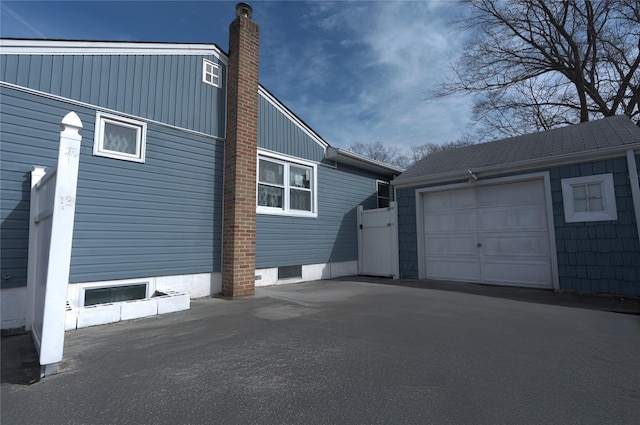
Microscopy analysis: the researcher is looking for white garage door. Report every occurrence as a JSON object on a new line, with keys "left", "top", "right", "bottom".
{"left": 421, "top": 178, "right": 552, "bottom": 288}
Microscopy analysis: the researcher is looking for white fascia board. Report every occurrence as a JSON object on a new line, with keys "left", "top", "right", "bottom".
{"left": 0, "top": 39, "right": 227, "bottom": 64}
{"left": 392, "top": 144, "right": 640, "bottom": 189}
{"left": 258, "top": 86, "right": 329, "bottom": 150}
{"left": 326, "top": 147, "right": 404, "bottom": 177}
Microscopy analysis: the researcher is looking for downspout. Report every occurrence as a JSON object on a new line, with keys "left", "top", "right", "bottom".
{"left": 626, "top": 150, "right": 640, "bottom": 244}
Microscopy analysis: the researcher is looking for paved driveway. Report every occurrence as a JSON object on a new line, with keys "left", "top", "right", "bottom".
{"left": 2, "top": 280, "right": 639, "bottom": 424}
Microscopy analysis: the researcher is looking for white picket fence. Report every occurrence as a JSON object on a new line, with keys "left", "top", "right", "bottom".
{"left": 25, "top": 112, "right": 82, "bottom": 377}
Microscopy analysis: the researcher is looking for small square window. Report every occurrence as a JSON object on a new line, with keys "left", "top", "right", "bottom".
{"left": 561, "top": 174, "right": 617, "bottom": 222}
{"left": 202, "top": 59, "right": 220, "bottom": 87}
{"left": 93, "top": 112, "right": 146, "bottom": 163}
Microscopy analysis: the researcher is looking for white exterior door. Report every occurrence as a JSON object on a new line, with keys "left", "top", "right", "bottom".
{"left": 420, "top": 178, "right": 553, "bottom": 288}
{"left": 357, "top": 202, "right": 399, "bottom": 278}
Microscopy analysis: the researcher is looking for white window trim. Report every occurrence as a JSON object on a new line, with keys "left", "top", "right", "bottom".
{"left": 93, "top": 111, "right": 147, "bottom": 163}
{"left": 257, "top": 152, "right": 318, "bottom": 218}
{"left": 75, "top": 279, "right": 152, "bottom": 308}
{"left": 202, "top": 59, "right": 221, "bottom": 88}
{"left": 561, "top": 173, "right": 618, "bottom": 223}
{"left": 377, "top": 180, "right": 391, "bottom": 208}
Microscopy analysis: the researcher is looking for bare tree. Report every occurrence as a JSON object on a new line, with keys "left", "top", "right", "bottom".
{"left": 348, "top": 142, "right": 410, "bottom": 169}
{"left": 438, "top": 0, "right": 640, "bottom": 140}
{"left": 410, "top": 137, "right": 476, "bottom": 163}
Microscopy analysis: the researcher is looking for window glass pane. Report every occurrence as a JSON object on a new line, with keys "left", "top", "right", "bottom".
{"left": 290, "top": 166, "right": 311, "bottom": 189}
{"left": 103, "top": 122, "right": 138, "bottom": 154}
{"left": 85, "top": 284, "right": 146, "bottom": 307}
{"left": 572, "top": 185, "right": 587, "bottom": 201}
{"left": 290, "top": 189, "right": 311, "bottom": 211}
{"left": 258, "top": 184, "right": 283, "bottom": 208}
{"left": 378, "top": 182, "right": 390, "bottom": 198}
{"left": 259, "top": 160, "right": 284, "bottom": 185}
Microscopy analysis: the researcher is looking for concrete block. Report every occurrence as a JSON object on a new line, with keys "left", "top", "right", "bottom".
{"left": 65, "top": 303, "right": 77, "bottom": 331}
{"left": 77, "top": 303, "right": 120, "bottom": 328}
{"left": 120, "top": 298, "right": 158, "bottom": 321}
{"left": 156, "top": 292, "right": 190, "bottom": 315}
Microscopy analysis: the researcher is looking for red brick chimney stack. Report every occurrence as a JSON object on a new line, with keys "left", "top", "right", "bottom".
{"left": 222, "top": 2, "right": 259, "bottom": 297}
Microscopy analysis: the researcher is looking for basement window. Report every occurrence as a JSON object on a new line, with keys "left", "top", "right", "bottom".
{"left": 93, "top": 112, "right": 146, "bottom": 163}
{"left": 202, "top": 59, "right": 221, "bottom": 87}
{"left": 278, "top": 265, "right": 302, "bottom": 280}
{"left": 561, "top": 174, "right": 617, "bottom": 222}
{"left": 84, "top": 283, "right": 148, "bottom": 307}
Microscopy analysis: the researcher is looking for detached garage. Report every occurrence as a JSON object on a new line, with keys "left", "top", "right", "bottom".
{"left": 394, "top": 116, "right": 640, "bottom": 296}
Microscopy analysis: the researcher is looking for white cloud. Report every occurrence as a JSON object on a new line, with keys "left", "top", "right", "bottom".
{"left": 259, "top": 1, "right": 474, "bottom": 154}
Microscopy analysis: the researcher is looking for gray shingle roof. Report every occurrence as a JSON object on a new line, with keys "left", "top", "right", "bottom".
{"left": 394, "top": 116, "right": 640, "bottom": 186}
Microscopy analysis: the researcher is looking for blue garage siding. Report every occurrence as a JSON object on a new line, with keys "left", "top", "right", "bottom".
{"left": 1, "top": 53, "right": 226, "bottom": 137}
{"left": 256, "top": 164, "right": 379, "bottom": 268}
{"left": 0, "top": 87, "right": 223, "bottom": 287}
{"left": 550, "top": 158, "right": 640, "bottom": 296}
{"left": 396, "top": 188, "right": 418, "bottom": 279}
{"left": 258, "top": 94, "right": 326, "bottom": 163}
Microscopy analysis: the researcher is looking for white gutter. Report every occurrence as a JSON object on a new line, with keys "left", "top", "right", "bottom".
{"left": 325, "top": 147, "right": 403, "bottom": 178}
{"left": 393, "top": 143, "right": 640, "bottom": 188}
{"left": 626, "top": 150, "right": 640, "bottom": 244}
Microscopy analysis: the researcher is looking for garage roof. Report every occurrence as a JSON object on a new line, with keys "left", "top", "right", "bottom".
{"left": 394, "top": 115, "right": 640, "bottom": 188}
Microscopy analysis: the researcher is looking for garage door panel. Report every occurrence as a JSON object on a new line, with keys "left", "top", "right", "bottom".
{"left": 425, "top": 257, "right": 481, "bottom": 282}
{"left": 477, "top": 180, "right": 545, "bottom": 206}
{"left": 421, "top": 177, "right": 553, "bottom": 289}
{"left": 424, "top": 210, "right": 477, "bottom": 233}
{"left": 481, "top": 258, "right": 552, "bottom": 288}
{"left": 478, "top": 205, "right": 548, "bottom": 232}
{"left": 480, "top": 233, "right": 551, "bottom": 257}
{"left": 423, "top": 188, "right": 475, "bottom": 212}
{"left": 425, "top": 234, "right": 478, "bottom": 255}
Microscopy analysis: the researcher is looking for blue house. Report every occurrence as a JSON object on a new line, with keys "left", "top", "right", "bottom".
{"left": 0, "top": 4, "right": 400, "bottom": 329}
{"left": 393, "top": 116, "right": 640, "bottom": 296}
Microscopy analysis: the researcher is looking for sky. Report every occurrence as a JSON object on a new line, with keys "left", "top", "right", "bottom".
{"left": 0, "top": 0, "right": 473, "bottom": 152}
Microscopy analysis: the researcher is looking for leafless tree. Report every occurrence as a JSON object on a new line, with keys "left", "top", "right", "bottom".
{"left": 438, "top": 0, "right": 640, "bottom": 140}
{"left": 409, "top": 137, "right": 476, "bottom": 163}
{"left": 348, "top": 142, "right": 411, "bottom": 169}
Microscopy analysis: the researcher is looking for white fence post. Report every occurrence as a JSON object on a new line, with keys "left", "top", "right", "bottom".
{"left": 25, "top": 166, "right": 46, "bottom": 331}
{"left": 27, "top": 112, "right": 83, "bottom": 377}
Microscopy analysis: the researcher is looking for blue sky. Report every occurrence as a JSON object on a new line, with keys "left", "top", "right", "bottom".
{"left": 1, "top": 0, "right": 472, "bottom": 151}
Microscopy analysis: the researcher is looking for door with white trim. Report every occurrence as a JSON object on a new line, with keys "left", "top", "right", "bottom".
{"left": 421, "top": 179, "right": 553, "bottom": 288}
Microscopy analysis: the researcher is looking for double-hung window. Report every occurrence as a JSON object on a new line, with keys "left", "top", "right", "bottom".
{"left": 561, "top": 174, "right": 617, "bottom": 222}
{"left": 93, "top": 112, "right": 147, "bottom": 163}
{"left": 257, "top": 154, "right": 317, "bottom": 217}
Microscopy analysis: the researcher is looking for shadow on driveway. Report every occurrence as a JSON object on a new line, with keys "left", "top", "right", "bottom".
{"left": 334, "top": 275, "right": 640, "bottom": 315}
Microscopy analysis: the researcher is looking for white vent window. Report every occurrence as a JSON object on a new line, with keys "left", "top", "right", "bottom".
{"left": 202, "top": 59, "right": 221, "bottom": 87}
{"left": 93, "top": 112, "right": 146, "bottom": 163}
{"left": 561, "top": 174, "right": 618, "bottom": 222}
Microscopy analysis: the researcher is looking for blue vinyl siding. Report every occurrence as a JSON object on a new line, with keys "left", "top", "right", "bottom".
{"left": 258, "top": 94, "right": 326, "bottom": 163}
{"left": 549, "top": 158, "right": 640, "bottom": 296}
{"left": 256, "top": 164, "right": 380, "bottom": 268}
{"left": 1, "top": 54, "right": 226, "bottom": 137}
{"left": 396, "top": 188, "right": 418, "bottom": 279}
{"left": 0, "top": 86, "right": 223, "bottom": 288}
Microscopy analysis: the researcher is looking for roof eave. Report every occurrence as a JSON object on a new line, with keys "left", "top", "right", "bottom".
{"left": 326, "top": 147, "right": 404, "bottom": 178}
{"left": 392, "top": 144, "right": 640, "bottom": 189}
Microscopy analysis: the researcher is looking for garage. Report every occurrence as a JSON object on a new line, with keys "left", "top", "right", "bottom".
{"left": 418, "top": 177, "right": 553, "bottom": 288}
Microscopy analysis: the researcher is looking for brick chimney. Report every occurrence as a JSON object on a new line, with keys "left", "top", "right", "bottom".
{"left": 222, "top": 2, "right": 259, "bottom": 297}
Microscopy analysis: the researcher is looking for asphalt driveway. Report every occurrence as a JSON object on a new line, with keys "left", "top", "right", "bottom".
{"left": 2, "top": 279, "right": 639, "bottom": 424}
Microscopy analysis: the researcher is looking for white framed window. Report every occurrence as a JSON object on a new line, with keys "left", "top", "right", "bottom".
{"left": 561, "top": 174, "right": 617, "bottom": 222}
{"left": 93, "top": 112, "right": 147, "bottom": 163}
{"left": 377, "top": 180, "right": 390, "bottom": 208}
{"left": 202, "top": 59, "right": 221, "bottom": 87}
{"left": 257, "top": 153, "right": 317, "bottom": 217}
